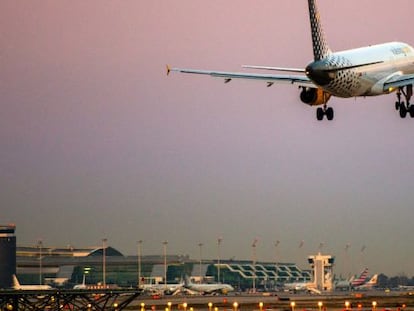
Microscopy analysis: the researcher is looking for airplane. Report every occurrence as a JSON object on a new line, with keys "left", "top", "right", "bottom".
{"left": 183, "top": 276, "right": 234, "bottom": 295}
{"left": 355, "top": 274, "right": 378, "bottom": 290}
{"left": 283, "top": 281, "right": 321, "bottom": 294}
{"left": 141, "top": 282, "right": 184, "bottom": 295}
{"left": 335, "top": 268, "right": 372, "bottom": 290}
{"left": 12, "top": 274, "right": 53, "bottom": 290}
{"left": 167, "top": 0, "right": 414, "bottom": 121}
{"left": 398, "top": 284, "right": 414, "bottom": 291}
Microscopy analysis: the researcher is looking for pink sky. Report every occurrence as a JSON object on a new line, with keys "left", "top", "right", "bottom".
{"left": 2, "top": 0, "right": 414, "bottom": 276}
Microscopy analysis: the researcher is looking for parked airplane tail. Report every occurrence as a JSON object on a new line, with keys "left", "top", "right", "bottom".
{"left": 12, "top": 274, "right": 20, "bottom": 288}
{"left": 183, "top": 275, "right": 192, "bottom": 286}
{"left": 307, "top": 0, "right": 331, "bottom": 60}
{"left": 351, "top": 268, "right": 369, "bottom": 286}
{"left": 366, "top": 274, "right": 378, "bottom": 286}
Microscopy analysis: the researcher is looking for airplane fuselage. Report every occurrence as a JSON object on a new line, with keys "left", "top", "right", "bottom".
{"left": 307, "top": 42, "right": 414, "bottom": 98}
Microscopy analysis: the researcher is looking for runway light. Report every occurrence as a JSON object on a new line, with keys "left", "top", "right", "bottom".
{"left": 318, "top": 301, "right": 323, "bottom": 311}
{"left": 345, "top": 301, "right": 350, "bottom": 310}
{"left": 233, "top": 302, "right": 239, "bottom": 311}
{"left": 290, "top": 301, "right": 296, "bottom": 311}
{"left": 259, "top": 302, "right": 264, "bottom": 311}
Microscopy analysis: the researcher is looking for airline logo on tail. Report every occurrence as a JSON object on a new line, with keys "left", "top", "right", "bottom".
{"left": 308, "top": 0, "right": 331, "bottom": 60}
{"left": 351, "top": 268, "right": 369, "bottom": 287}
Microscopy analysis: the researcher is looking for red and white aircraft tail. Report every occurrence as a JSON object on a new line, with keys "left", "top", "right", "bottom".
{"left": 351, "top": 268, "right": 369, "bottom": 287}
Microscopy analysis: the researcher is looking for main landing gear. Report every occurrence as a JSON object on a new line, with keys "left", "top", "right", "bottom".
{"left": 395, "top": 85, "right": 414, "bottom": 118}
{"left": 316, "top": 105, "right": 334, "bottom": 121}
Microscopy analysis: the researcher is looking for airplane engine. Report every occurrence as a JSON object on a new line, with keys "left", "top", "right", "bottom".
{"left": 300, "top": 87, "right": 330, "bottom": 106}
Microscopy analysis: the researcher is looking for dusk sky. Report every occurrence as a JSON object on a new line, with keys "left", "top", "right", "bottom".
{"left": 2, "top": 1, "right": 414, "bottom": 277}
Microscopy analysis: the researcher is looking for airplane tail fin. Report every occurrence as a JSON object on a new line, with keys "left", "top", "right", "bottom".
{"left": 12, "top": 274, "right": 20, "bottom": 289}
{"left": 367, "top": 274, "right": 378, "bottom": 285}
{"left": 308, "top": 0, "right": 331, "bottom": 60}
{"left": 184, "top": 275, "right": 192, "bottom": 286}
{"left": 351, "top": 268, "right": 369, "bottom": 286}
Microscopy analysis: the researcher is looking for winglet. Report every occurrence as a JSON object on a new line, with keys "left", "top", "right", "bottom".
{"left": 166, "top": 64, "right": 171, "bottom": 76}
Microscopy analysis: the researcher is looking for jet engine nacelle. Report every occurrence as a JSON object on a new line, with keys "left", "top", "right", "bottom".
{"left": 300, "top": 87, "right": 330, "bottom": 106}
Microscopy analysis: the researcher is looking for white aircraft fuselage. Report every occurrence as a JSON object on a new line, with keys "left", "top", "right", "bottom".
{"left": 307, "top": 42, "right": 414, "bottom": 98}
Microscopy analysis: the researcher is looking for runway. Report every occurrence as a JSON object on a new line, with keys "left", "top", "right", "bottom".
{"left": 131, "top": 292, "right": 414, "bottom": 311}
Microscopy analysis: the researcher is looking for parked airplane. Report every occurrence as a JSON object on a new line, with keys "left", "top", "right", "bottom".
{"left": 355, "top": 274, "right": 378, "bottom": 290}
{"left": 12, "top": 274, "right": 53, "bottom": 290}
{"left": 141, "top": 282, "right": 184, "bottom": 295}
{"left": 283, "top": 281, "right": 321, "bottom": 294}
{"left": 167, "top": 0, "right": 414, "bottom": 121}
{"left": 351, "top": 268, "right": 370, "bottom": 287}
{"left": 335, "top": 268, "right": 374, "bottom": 290}
{"left": 184, "top": 276, "right": 234, "bottom": 295}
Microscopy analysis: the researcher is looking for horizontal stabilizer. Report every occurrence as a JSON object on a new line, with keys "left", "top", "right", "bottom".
{"left": 166, "top": 66, "right": 314, "bottom": 88}
{"left": 242, "top": 65, "right": 305, "bottom": 73}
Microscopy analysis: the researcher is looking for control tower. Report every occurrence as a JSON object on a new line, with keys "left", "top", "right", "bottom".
{"left": 308, "top": 252, "right": 334, "bottom": 292}
{"left": 0, "top": 225, "right": 16, "bottom": 288}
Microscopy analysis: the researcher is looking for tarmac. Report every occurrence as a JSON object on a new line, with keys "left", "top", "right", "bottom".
{"left": 130, "top": 292, "right": 414, "bottom": 311}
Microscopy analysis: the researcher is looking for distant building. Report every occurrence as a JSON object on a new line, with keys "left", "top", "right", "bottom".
{"left": 0, "top": 225, "right": 16, "bottom": 288}
{"left": 15, "top": 243, "right": 311, "bottom": 290}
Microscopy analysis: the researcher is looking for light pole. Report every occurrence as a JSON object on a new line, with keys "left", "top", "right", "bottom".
{"left": 163, "top": 241, "right": 168, "bottom": 291}
{"left": 274, "top": 240, "right": 280, "bottom": 264}
{"left": 217, "top": 237, "right": 222, "bottom": 283}
{"left": 252, "top": 238, "right": 258, "bottom": 293}
{"left": 137, "top": 240, "right": 143, "bottom": 288}
{"left": 38, "top": 240, "right": 43, "bottom": 285}
{"left": 102, "top": 238, "right": 107, "bottom": 287}
{"left": 198, "top": 243, "right": 203, "bottom": 283}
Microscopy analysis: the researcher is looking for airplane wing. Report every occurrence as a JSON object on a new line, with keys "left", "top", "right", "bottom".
{"left": 383, "top": 73, "right": 414, "bottom": 90}
{"left": 167, "top": 65, "right": 314, "bottom": 88}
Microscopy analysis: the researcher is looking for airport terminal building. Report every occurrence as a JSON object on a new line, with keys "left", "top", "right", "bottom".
{"left": 15, "top": 244, "right": 312, "bottom": 290}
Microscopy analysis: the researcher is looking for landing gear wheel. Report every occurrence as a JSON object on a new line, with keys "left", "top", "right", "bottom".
{"left": 326, "top": 107, "right": 334, "bottom": 120}
{"left": 400, "top": 104, "right": 407, "bottom": 118}
{"left": 409, "top": 105, "right": 414, "bottom": 118}
{"left": 316, "top": 107, "right": 324, "bottom": 121}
